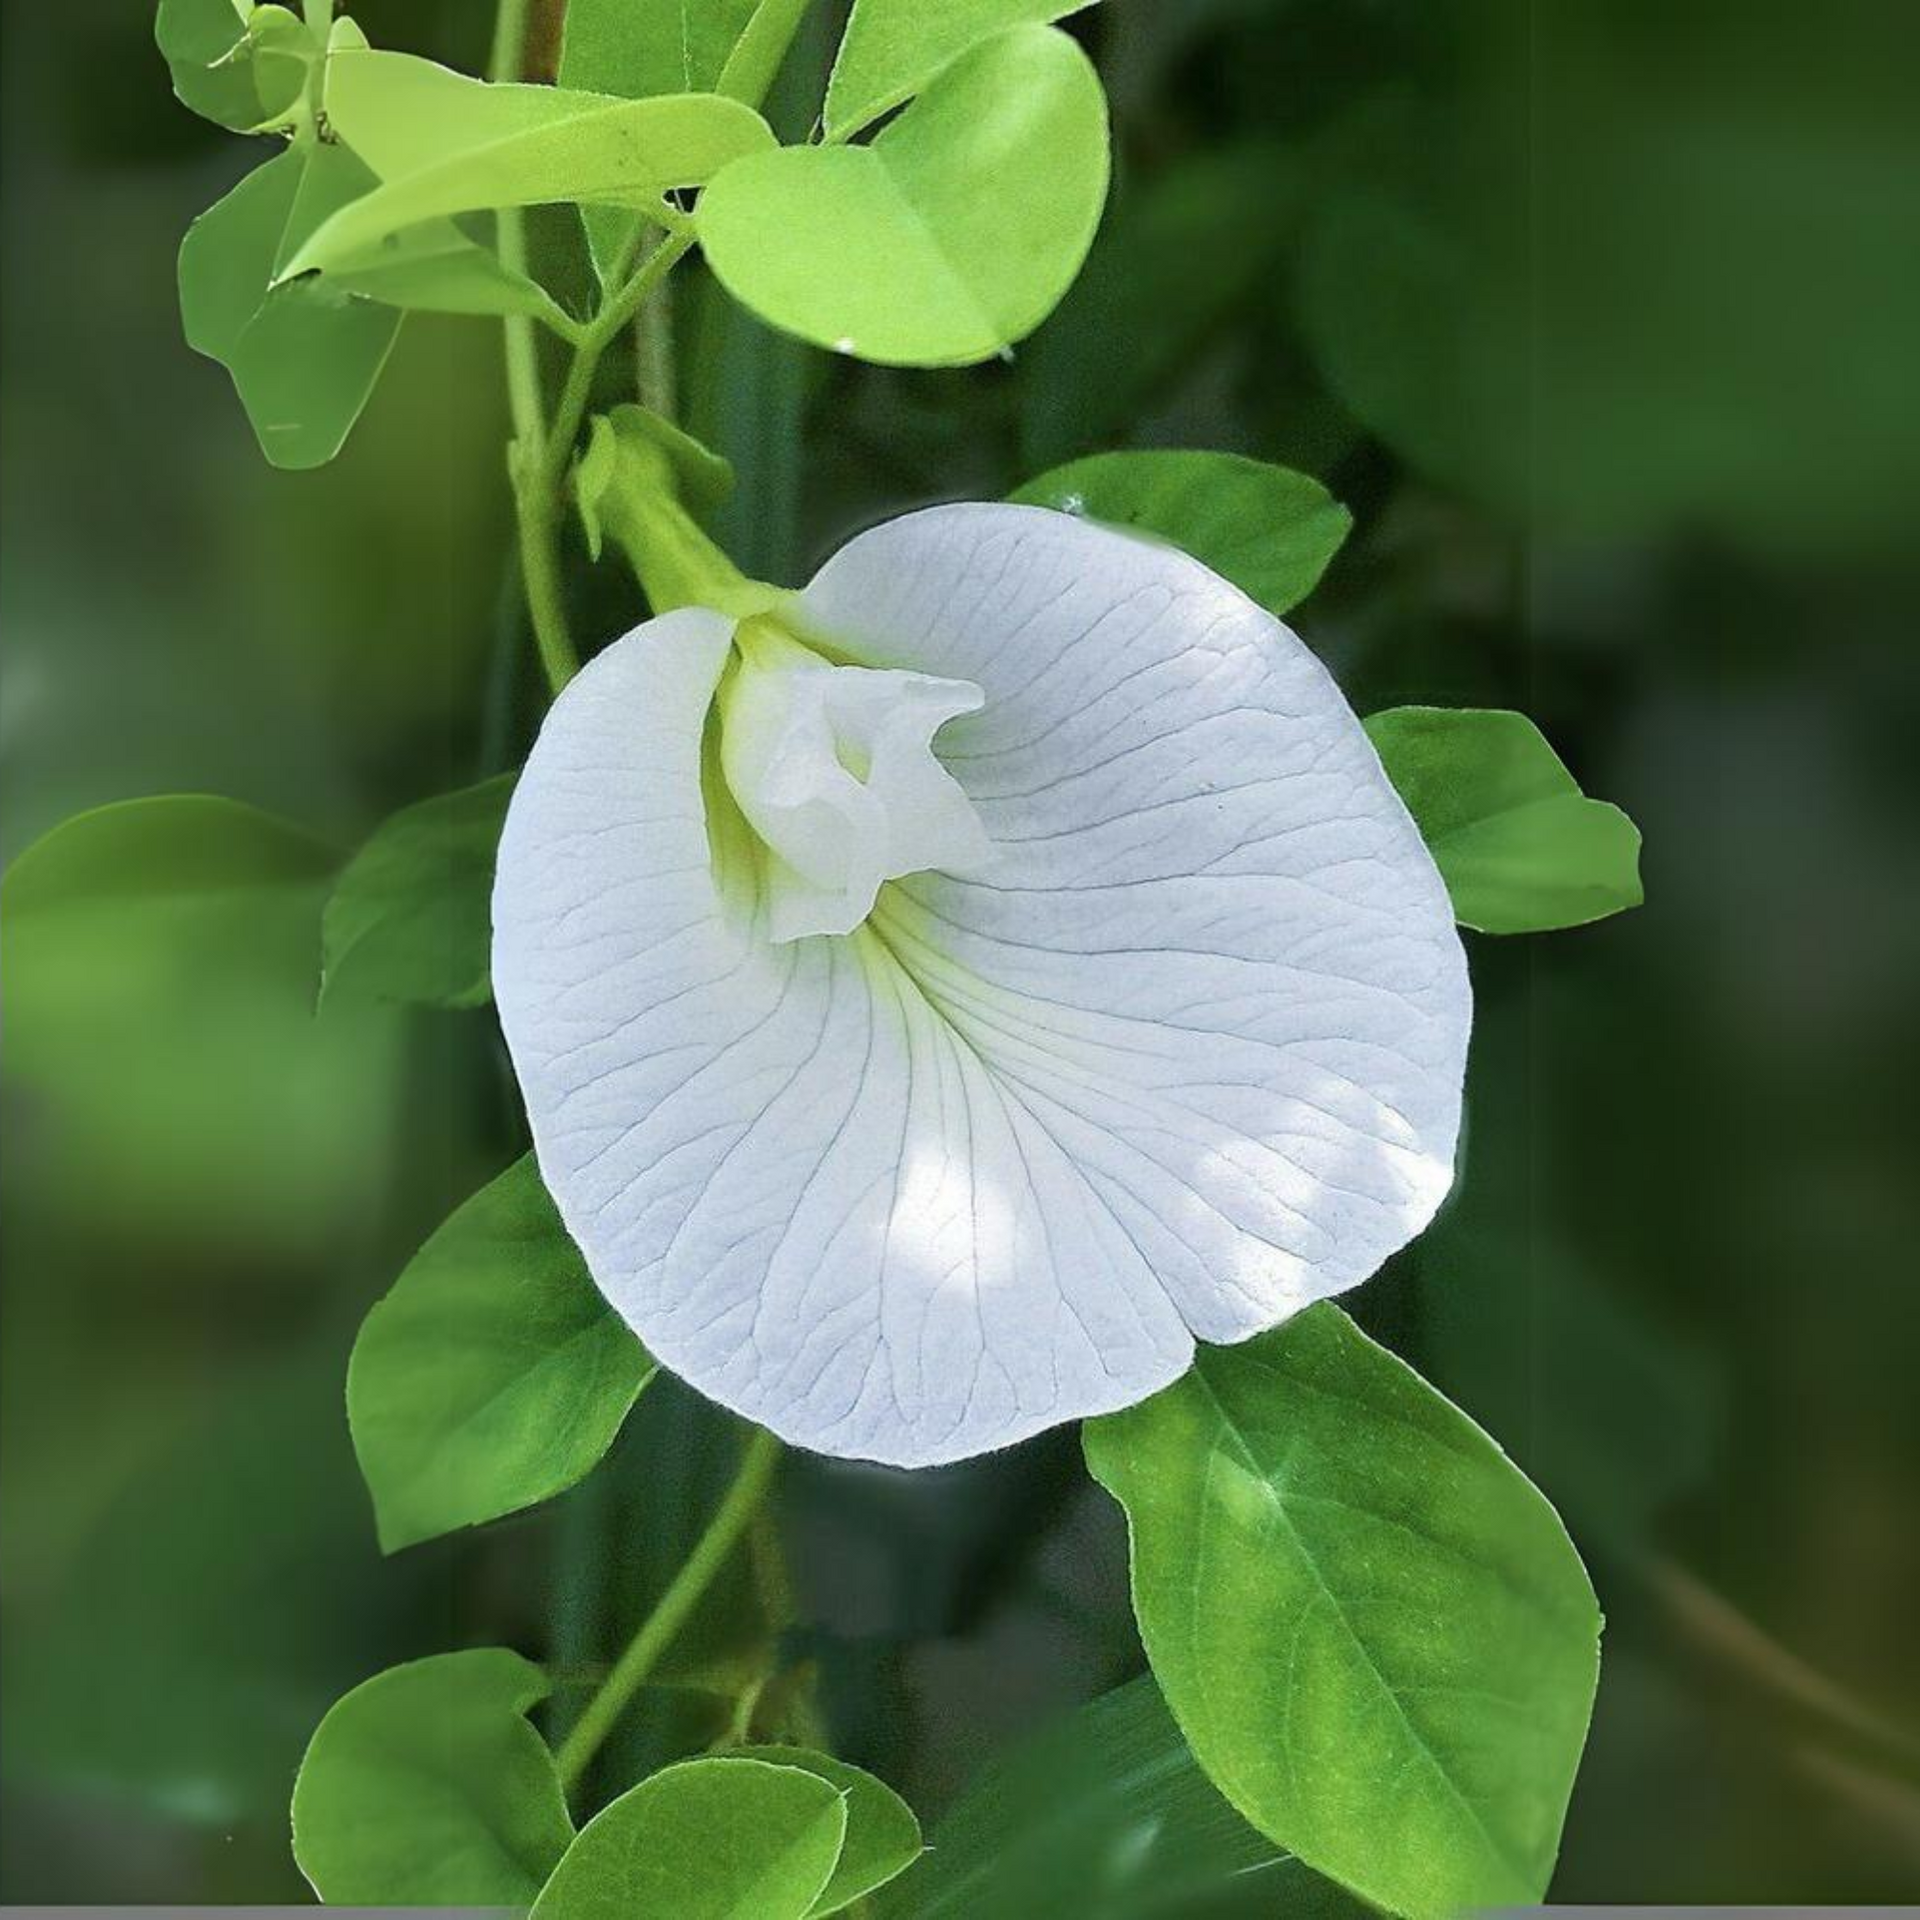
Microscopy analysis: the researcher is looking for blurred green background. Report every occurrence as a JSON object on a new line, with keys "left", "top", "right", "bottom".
{"left": 5, "top": 0, "right": 1919, "bottom": 1903}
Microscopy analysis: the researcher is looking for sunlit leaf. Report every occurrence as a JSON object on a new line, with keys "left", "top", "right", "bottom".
{"left": 348, "top": 1155, "right": 654, "bottom": 1553}
{"left": 156, "top": 0, "right": 315, "bottom": 133}
{"left": 317, "top": 219, "right": 575, "bottom": 330}
{"left": 888, "top": 1676, "right": 1362, "bottom": 1919}
{"left": 1011, "top": 450, "right": 1351, "bottom": 617}
{"left": 289, "top": 47, "right": 775, "bottom": 276}
{"left": 530, "top": 1756, "right": 848, "bottom": 1920}
{"left": 1365, "top": 707, "right": 1644, "bottom": 934}
{"left": 559, "top": 0, "right": 760, "bottom": 102}
{"left": 292, "top": 1649, "right": 573, "bottom": 1904}
{"left": 716, "top": 1747, "right": 920, "bottom": 1916}
{"left": 320, "top": 773, "right": 513, "bottom": 1010}
{"left": 698, "top": 25, "right": 1108, "bottom": 366}
{"left": 178, "top": 144, "right": 400, "bottom": 469}
{"left": 1084, "top": 1306, "right": 1601, "bottom": 1920}
{"left": 824, "top": 0, "right": 1099, "bottom": 140}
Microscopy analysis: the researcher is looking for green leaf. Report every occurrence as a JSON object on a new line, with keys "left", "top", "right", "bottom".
{"left": 289, "top": 47, "right": 775, "bottom": 276}
{"left": 292, "top": 1649, "right": 574, "bottom": 1904}
{"left": 1083, "top": 1306, "right": 1602, "bottom": 1920}
{"left": 320, "top": 772, "right": 513, "bottom": 1010}
{"left": 530, "top": 1756, "right": 849, "bottom": 1920}
{"left": 698, "top": 25, "right": 1108, "bottom": 367}
{"left": 578, "top": 404, "right": 737, "bottom": 565}
{"left": 890, "top": 1676, "right": 1361, "bottom": 1919}
{"left": 178, "top": 144, "right": 400, "bottom": 469}
{"left": 348, "top": 1155, "right": 654, "bottom": 1553}
{"left": 1364, "top": 707, "right": 1644, "bottom": 934}
{"left": 318, "top": 218, "right": 576, "bottom": 330}
{"left": 824, "top": 0, "right": 1099, "bottom": 140}
{"left": 559, "top": 0, "right": 760, "bottom": 102}
{"left": 716, "top": 1747, "right": 920, "bottom": 1916}
{"left": 1011, "top": 451, "right": 1351, "bottom": 618}
{"left": 156, "top": 0, "right": 316, "bottom": 133}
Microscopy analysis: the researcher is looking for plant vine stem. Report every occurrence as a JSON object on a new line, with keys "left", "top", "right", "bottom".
{"left": 555, "top": 1426, "right": 784, "bottom": 1795}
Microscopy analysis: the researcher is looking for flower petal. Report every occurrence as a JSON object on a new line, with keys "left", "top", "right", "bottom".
{"left": 493, "top": 510, "right": 1470, "bottom": 1466}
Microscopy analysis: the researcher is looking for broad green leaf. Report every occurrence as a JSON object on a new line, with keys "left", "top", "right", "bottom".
{"left": 156, "top": 0, "right": 315, "bottom": 132}
{"left": 318, "top": 219, "right": 575, "bottom": 330}
{"left": 1084, "top": 1306, "right": 1602, "bottom": 1920}
{"left": 292, "top": 1649, "right": 574, "bottom": 1904}
{"left": 321, "top": 773, "right": 513, "bottom": 1010}
{"left": 530, "top": 1756, "right": 848, "bottom": 1920}
{"left": 290, "top": 48, "right": 775, "bottom": 276}
{"left": 1011, "top": 450, "right": 1351, "bottom": 618}
{"left": 348, "top": 1155, "right": 653, "bottom": 1553}
{"left": 1364, "top": 707, "right": 1644, "bottom": 934}
{"left": 178, "top": 144, "right": 400, "bottom": 469}
{"left": 698, "top": 25, "right": 1108, "bottom": 367}
{"left": 716, "top": 1747, "right": 920, "bottom": 1916}
{"left": 824, "top": 0, "right": 1097, "bottom": 139}
{"left": 559, "top": 0, "right": 760, "bottom": 102}
{"left": 889, "top": 1676, "right": 1361, "bottom": 1919}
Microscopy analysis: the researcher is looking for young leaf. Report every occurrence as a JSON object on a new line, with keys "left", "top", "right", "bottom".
{"left": 348, "top": 1155, "right": 654, "bottom": 1553}
{"left": 715, "top": 1747, "right": 921, "bottom": 1916}
{"left": 1364, "top": 706, "right": 1644, "bottom": 934}
{"left": 156, "top": 0, "right": 315, "bottom": 133}
{"left": 1011, "top": 450, "right": 1351, "bottom": 618}
{"left": 1083, "top": 1306, "right": 1602, "bottom": 1920}
{"left": 178, "top": 144, "right": 400, "bottom": 469}
{"left": 559, "top": 0, "right": 760, "bottom": 103}
{"left": 317, "top": 218, "right": 576, "bottom": 330}
{"left": 529, "top": 1756, "right": 849, "bottom": 1920}
{"left": 292, "top": 1649, "right": 574, "bottom": 1904}
{"left": 698, "top": 25, "right": 1108, "bottom": 367}
{"left": 289, "top": 47, "right": 775, "bottom": 276}
{"left": 321, "top": 772, "right": 514, "bottom": 1010}
{"left": 824, "top": 0, "right": 1099, "bottom": 140}
{"left": 890, "top": 1676, "right": 1360, "bottom": 1919}
{"left": 577, "top": 405, "right": 737, "bottom": 571}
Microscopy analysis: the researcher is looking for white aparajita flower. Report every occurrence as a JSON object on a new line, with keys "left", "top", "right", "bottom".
{"left": 493, "top": 504, "right": 1471, "bottom": 1468}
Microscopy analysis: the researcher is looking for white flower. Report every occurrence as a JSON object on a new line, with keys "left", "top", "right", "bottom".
{"left": 492, "top": 504, "right": 1470, "bottom": 1467}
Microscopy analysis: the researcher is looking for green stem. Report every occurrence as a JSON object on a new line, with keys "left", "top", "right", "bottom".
{"left": 491, "top": 0, "right": 578, "bottom": 694}
{"left": 556, "top": 1427, "right": 784, "bottom": 1794}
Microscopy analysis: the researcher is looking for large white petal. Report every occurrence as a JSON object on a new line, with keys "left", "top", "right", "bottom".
{"left": 493, "top": 508, "right": 1470, "bottom": 1467}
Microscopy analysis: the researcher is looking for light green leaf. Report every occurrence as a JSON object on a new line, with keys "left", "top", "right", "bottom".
{"left": 317, "top": 218, "right": 576, "bottom": 330}
{"left": 716, "top": 1747, "right": 920, "bottom": 1916}
{"left": 1084, "top": 1306, "right": 1602, "bottom": 1920}
{"left": 1364, "top": 706, "right": 1644, "bottom": 934}
{"left": 178, "top": 143, "right": 400, "bottom": 469}
{"left": 290, "top": 47, "right": 775, "bottom": 277}
{"left": 348, "top": 1155, "right": 653, "bottom": 1553}
{"left": 559, "top": 0, "right": 760, "bottom": 102}
{"left": 698, "top": 25, "right": 1108, "bottom": 367}
{"left": 824, "top": 0, "right": 1099, "bottom": 140}
{"left": 156, "top": 0, "right": 315, "bottom": 133}
{"left": 578, "top": 404, "right": 737, "bottom": 565}
{"left": 889, "top": 1676, "right": 1360, "bottom": 1919}
{"left": 530, "top": 1756, "right": 849, "bottom": 1920}
{"left": 292, "top": 1649, "right": 574, "bottom": 1904}
{"left": 1011, "top": 450, "right": 1351, "bottom": 618}
{"left": 320, "top": 773, "right": 513, "bottom": 1010}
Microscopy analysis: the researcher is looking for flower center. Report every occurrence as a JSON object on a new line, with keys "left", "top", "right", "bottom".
{"left": 717, "top": 617, "right": 992, "bottom": 942}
